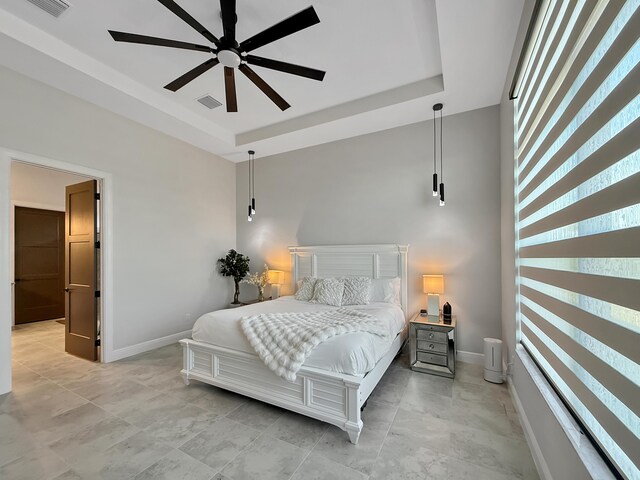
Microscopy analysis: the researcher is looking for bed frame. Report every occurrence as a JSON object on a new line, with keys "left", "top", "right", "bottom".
{"left": 180, "top": 244, "right": 409, "bottom": 444}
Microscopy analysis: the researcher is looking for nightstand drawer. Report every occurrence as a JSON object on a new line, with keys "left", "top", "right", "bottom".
{"left": 416, "top": 329, "right": 448, "bottom": 344}
{"left": 417, "top": 340, "right": 447, "bottom": 354}
{"left": 417, "top": 351, "right": 448, "bottom": 367}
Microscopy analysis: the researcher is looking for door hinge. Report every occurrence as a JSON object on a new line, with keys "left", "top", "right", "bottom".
{"left": 95, "top": 193, "right": 100, "bottom": 200}
{"left": 95, "top": 290, "right": 101, "bottom": 298}
{"left": 95, "top": 339, "right": 101, "bottom": 347}
{"left": 95, "top": 241, "right": 101, "bottom": 249}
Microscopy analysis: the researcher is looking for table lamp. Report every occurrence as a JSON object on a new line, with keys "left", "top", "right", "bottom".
{"left": 423, "top": 274, "right": 444, "bottom": 320}
{"left": 267, "top": 270, "right": 284, "bottom": 299}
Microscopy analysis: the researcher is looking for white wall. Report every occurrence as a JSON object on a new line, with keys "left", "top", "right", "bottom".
{"left": 0, "top": 66, "right": 236, "bottom": 393}
{"left": 11, "top": 162, "right": 89, "bottom": 211}
{"left": 236, "top": 106, "right": 502, "bottom": 356}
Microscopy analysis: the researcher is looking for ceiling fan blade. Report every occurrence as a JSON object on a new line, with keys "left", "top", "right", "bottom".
{"left": 245, "top": 55, "right": 325, "bottom": 81}
{"left": 239, "top": 64, "right": 290, "bottom": 111}
{"left": 240, "top": 6, "right": 320, "bottom": 53}
{"left": 157, "top": 0, "right": 220, "bottom": 46}
{"left": 108, "top": 31, "right": 212, "bottom": 53}
{"left": 224, "top": 67, "right": 238, "bottom": 112}
{"left": 164, "top": 58, "right": 219, "bottom": 91}
{"left": 220, "top": 0, "right": 237, "bottom": 45}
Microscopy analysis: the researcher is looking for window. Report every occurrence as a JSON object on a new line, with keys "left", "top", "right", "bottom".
{"left": 513, "top": 1, "right": 639, "bottom": 478}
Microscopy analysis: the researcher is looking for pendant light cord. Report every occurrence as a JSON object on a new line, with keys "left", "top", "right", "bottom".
{"left": 439, "top": 109, "right": 443, "bottom": 182}
{"left": 433, "top": 109, "right": 436, "bottom": 174}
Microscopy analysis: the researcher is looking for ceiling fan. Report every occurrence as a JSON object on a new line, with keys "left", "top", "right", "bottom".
{"left": 108, "top": 0, "right": 326, "bottom": 112}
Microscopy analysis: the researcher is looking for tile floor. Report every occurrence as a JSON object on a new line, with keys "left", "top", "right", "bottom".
{"left": 2, "top": 320, "right": 539, "bottom": 480}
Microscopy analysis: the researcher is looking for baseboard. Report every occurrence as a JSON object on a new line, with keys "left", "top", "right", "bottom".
{"left": 507, "top": 376, "right": 552, "bottom": 480}
{"left": 108, "top": 329, "right": 191, "bottom": 362}
{"left": 456, "top": 350, "right": 484, "bottom": 365}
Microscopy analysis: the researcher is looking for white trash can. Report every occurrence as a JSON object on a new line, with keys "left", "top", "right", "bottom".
{"left": 483, "top": 338, "right": 503, "bottom": 384}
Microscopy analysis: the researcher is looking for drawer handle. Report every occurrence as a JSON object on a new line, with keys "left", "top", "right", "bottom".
{"left": 429, "top": 343, "right": 435, "bottom": 349}
{"left": 429, "top": 333, "right": 434, "bottom": 339}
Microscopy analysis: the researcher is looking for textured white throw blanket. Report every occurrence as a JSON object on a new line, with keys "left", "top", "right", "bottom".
{"left": 240, "top": 309, "right": 390, "bottom": 381}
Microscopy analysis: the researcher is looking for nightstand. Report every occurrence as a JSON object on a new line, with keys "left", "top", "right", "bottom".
{"left": 409, "top": 313, "right": 456, "bottom": 378}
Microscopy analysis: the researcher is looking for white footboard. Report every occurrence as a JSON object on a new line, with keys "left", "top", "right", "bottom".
{"left": 180, "top": 329, "right": 406, "bottom": 445}
{"left": 180, "top": 339, "right": 365, "bottom": 443}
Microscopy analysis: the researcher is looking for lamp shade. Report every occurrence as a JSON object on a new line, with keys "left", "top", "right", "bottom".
{"left": 267, "top": 270, "right": 284, "bottom": 285}
{"left": 423, "top": 275, "right": 444, "bottom": 294}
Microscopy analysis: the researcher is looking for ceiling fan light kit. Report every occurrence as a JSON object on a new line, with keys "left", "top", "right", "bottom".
{"left": 108, "top": 0, "right": 326, "bottom": 113}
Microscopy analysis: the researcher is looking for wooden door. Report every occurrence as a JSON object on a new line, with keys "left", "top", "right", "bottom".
{"left": 14, "top": 207, "right": 65, "bottom": 324}
{"left": 65, "top": 180, "right": 99, "bottom": 361}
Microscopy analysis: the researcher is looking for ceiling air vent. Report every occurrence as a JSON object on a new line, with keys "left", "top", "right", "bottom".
{"left": 196, "top": 95, "right": 222, "bottom": 110}
{"left": 26, "top": 0, "right": 71, "bottom": 17}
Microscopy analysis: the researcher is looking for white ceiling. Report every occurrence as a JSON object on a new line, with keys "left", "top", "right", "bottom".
{"left": 0, "top": 0, "right": 524, "bottom": 162}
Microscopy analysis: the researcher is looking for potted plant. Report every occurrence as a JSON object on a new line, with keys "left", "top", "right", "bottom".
{"left": 217, "top": 249, "right": 250, "bottom": 305}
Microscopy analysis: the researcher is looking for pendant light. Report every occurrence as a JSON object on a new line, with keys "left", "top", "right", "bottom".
{"left": 250, "top": 150, "right": 256, "bottom": 214}
{"left": 247, "top": 150, "right": 256, "bottom": 221}
{"left": 438, "top": 105, "right": 445, "bottom": 207}
{"left": 431, "top": 103, "right": 445, "bottom": 206}
{"left": 432, "top": 104, "right": 439, "bottom": 197}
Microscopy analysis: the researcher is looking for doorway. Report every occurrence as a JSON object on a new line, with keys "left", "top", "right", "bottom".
{"left": 0, "top": 151, "right": 115, "bottom": 394}
{"left": 11, "top": 163, "right": 101, "bottom": 362}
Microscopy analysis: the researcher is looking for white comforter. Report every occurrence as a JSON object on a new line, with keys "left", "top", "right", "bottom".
{"left": 191, "top": 296, "right": 406, "bottom": 377}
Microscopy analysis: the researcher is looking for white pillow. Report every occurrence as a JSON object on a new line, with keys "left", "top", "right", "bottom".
{"left": 370, "top": 277, "right": 401, "bottom": 305}
{"left": 310, "top": 278, "right": 345, "bottom": 307}
{"left": 341, "top": 276, "right": 372, "bottom": 306}
{"left": 295, "top": 277, "right": 317, "bottom": 301}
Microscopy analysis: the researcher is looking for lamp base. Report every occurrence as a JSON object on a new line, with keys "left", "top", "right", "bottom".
{"left": 427, "top": 293, "right": 440, "bottom": 318}
{"left": 271, "top": 284, "right": 281, "bottom": 299}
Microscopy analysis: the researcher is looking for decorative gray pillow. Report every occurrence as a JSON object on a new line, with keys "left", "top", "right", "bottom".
{"left": 310, "top": 278, "right": 345, "bottom": 307}
{"left": 295, "top": 277, "right": 317, "bottom": 301}
{"left": 341, "top": 276, "right": 372, "bottom": 306}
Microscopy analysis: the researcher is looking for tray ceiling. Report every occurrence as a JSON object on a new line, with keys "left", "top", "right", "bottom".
{"left": 0, "top": 0, "right": 524, "bottom": 161}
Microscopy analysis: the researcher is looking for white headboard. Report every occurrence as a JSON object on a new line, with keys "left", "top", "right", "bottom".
{"left": 288, "top": 244, "right": 409, "bottom": 314}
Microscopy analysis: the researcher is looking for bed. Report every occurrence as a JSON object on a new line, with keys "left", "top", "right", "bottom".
{"left": 180, "top": 244, "right": 409, "bottom": 444}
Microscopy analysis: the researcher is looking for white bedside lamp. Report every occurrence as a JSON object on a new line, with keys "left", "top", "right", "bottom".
{"left": 423, "top": 275, "right": 444, "bottom": 320}
{"left": 267, "top": 270, "right": 284, "bottom": 299}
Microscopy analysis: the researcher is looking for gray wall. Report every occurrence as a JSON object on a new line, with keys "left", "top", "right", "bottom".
{"left": 236, "top": 106, "right": 502, "bottom": 355}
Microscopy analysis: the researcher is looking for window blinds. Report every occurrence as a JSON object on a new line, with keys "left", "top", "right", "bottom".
{"left": 514, "top": 1, "right": 640, "bottom": 478}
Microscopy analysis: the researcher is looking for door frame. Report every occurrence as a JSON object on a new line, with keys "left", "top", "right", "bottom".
{"left": 0, "top": 148, "right": 114, "bottom": 394}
